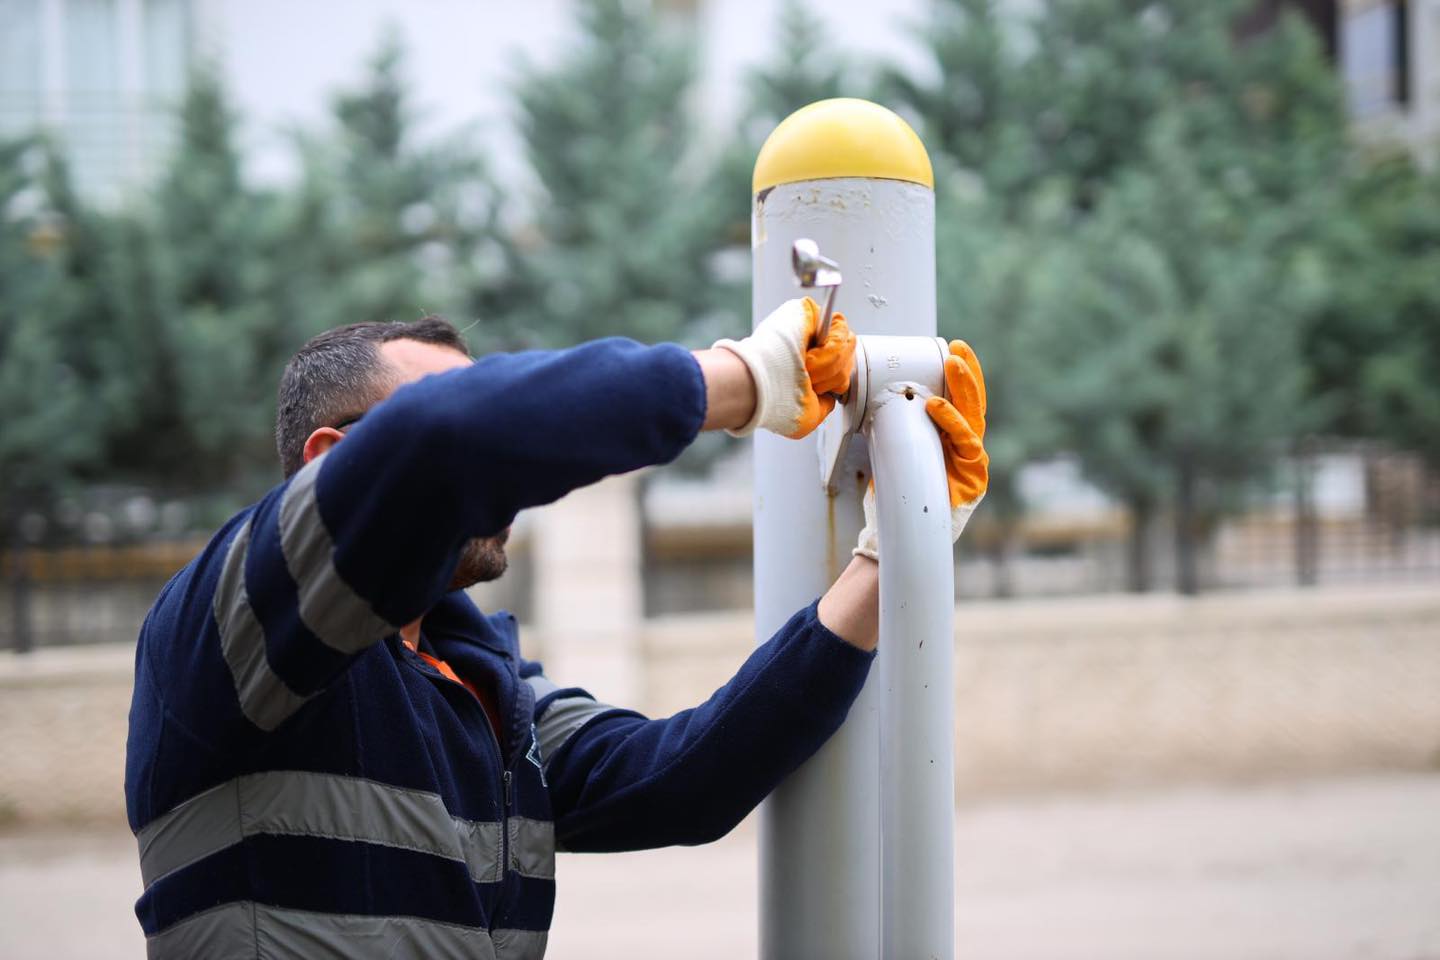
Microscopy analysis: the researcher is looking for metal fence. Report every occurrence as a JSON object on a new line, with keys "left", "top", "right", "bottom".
{"left": 5, "top": 450, "right": 1439, "bottom": 650}
{"left": 646, "top": 448, "right": 1440, "bottom": 611}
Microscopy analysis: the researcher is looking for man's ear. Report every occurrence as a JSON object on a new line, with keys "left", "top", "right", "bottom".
{"left": 302, "top": 427, "right": 346, "bottom": 467}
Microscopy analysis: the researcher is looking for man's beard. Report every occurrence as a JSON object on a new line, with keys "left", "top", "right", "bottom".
{"left": 448, "top": 527, "right": 510, "bottom": 590}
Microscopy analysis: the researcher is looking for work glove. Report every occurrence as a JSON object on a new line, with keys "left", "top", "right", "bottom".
{"left": 713, "top": 297, "right": 856, "bottom": 439}
{"left": 854, "top": 340, "right": 988, "bottom": 561}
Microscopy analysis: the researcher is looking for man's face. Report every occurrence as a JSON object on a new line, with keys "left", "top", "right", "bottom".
{"left": 376, "top": 339, "right": 510, "bottom": 590}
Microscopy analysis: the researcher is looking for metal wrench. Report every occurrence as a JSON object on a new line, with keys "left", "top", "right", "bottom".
{"left": 791, "top": 238, "right": 842, "bottom": 348}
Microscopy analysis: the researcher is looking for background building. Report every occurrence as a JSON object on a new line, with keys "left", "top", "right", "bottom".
{"left": 1, "top": 0, "right": 935, "bottom": 198}
{"left": 0, "top": 0, "right": 197, "bottom": 201}
{"left": 1340, "top": 0, "right": 1440, "bottom": 157}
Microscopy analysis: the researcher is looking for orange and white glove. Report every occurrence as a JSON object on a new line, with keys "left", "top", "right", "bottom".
{"left": 855, "top": 340, "right": 988, "bottom": 560}
{"left": 713, "top": 297, "right": 856, "bottom": 439}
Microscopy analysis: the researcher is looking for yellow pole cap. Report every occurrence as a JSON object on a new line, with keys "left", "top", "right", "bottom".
{"left": 752, "top": 98, "right": 934, "bottom": 194}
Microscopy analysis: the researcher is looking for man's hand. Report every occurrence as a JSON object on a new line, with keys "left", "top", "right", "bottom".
{"left": 712, "top": 297, "right": 856, "bottom": 439}
{"left": 854, "top": 339, "right": 988, "bottom": 560}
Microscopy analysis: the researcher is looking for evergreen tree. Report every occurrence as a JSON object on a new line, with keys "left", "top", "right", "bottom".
{"left": 13, "top": 67, "right": 282, "bottom": 507}
{"left": 894, "top": 0, "right": 1346, "bottom": 592}
{"left": 1034, "top": 116, "right": 1317, "bottom": 593}
{"left": 882, "top": 0, "right": 1036, "bottom": 202}
{"left": 1019, "top": 194, "right": 1178, "bottom": 590}
{"left": 144, "top": 64, "right": 283, "bottom": 491}
{"left": 743, "top": 0, "right": 851, "bottom": 137}
{"left": 283, "top": 36, "right": 504, "bottom": 351}
{"left": 1354, "top": 161, "right": 1440, "bottom": 467}
{"left": 502, "top": 0, "right": 732, "bottom": 348}
{"left": 35, "top": 63, "right": 291, "bottom": 503}
{"left": 932, "top": 185, "right": 1067, "bottom": 594}
{"left": 887, "top": 0, "right": 1056, "bottom": 591}
{"left": 0, "top": 137, "right": 103, "bottom": 531}
{"left": 1307, "top": 153, "right": 1440, "bottom": 466}
{"left": 0, "top": 137, "right": 108, "bottom": 650}
{"left": 716, "top": 0, "right": 856, "bottom": 295}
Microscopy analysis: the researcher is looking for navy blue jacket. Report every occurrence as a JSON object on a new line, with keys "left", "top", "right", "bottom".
{"left": 125, "top": 339, "right": 874, "bottom": 959}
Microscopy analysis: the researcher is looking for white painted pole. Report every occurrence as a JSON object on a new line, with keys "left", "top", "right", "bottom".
{"left": 752, "top": 184, "right": 881, "bottom": 960}
{"left": 868, "top": 383, "right": 956, "bottom": 959}
{"left": 751, "top": 100, "right": 942, "bottom": 960}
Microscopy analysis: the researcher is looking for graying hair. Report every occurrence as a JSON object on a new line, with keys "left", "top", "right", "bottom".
{"left": 274, "top": 316, "right": 470, "bottom": 478}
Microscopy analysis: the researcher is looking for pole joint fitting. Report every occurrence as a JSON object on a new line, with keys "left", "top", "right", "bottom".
{"left": 817, "top": 334, "right": 949, "bottom": 494}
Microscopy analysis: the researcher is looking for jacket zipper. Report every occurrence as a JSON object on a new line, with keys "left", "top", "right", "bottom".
{"left": 406, "top": 644, "right": 513, "bottom": 882}
{"left": 502, "top": 769, "right": 513, "bottom": 873}
{"left": 462, "top": 669, "right": 514, "bottom": 921}
{"left": 479, "top": 696, "right": 512, "bottom": 883}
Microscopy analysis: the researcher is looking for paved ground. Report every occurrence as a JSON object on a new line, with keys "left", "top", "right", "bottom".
{"left": 4, "top": 773, "right": 1438, "bottom": 959}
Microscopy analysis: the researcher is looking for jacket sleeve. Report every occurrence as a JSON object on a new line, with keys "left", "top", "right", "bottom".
{"left": 212, "top": 339, "right": 706, "bottom": 732}
{"left": 531, "top": 601, "right": 874, "bottom": 852}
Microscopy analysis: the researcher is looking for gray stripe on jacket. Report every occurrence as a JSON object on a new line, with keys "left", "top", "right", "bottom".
{"left": 137, "top": 770, "right": 504, "bottom": 887}
{"left": 494, "top": 926, "right": 550, "bottom": 960}
{"left": 507, "top": 817, "right": 556, "bottom": 880}
{"left": 214, "top": 521, "right": 316, "bottom": 731}
{"left": 145, "top": 901, "right": 517, "bottom": 960}
{"left": 526, "top": 675, "right": 619, "bottom": 772}
{"left": 278, "top": 457, "right": 396, "bottom": 655}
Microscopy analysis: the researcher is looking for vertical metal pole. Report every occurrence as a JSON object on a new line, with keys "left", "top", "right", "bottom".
{"left": 752, "top": 99, "right": 938, "bottom": 960}
{"left": 753, "top": 201, "right": 879, "bottom": 960}
{"left": 868, "top": 387, "right": 956, "bottom": 959}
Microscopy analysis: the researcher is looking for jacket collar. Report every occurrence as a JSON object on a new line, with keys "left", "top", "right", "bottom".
{"left": 420, "top": 590, "right": 531, "bottom": 765}
{"left": 421, "top": 590, "right": 519, "bottom": 657}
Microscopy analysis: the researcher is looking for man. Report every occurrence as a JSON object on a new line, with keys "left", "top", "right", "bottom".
{"left": 125, "top": 299, "right": 987, "bottom": 959}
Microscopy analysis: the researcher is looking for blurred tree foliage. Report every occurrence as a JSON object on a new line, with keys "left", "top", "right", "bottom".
{"left": 714, "top": 0, "right": 857, "bottom": 243}
{"left": 500, "top": 0, "right": 733, "bottom": 349}
{"left": 684, "top": 0, "right": 861, "bottom": 470}
{"left": 893, "top": 0, "right": 1353, "bottom": 592}
{"left": 929, "top": 188, "right": 1065, "bottom": 593}
{"left": 0, "top": 138, "right": 103, "bottom": 542}
{"left": 886, "top": 0, "right": 1094, "bottom": 588}
{"left": 0, "top": 0, "right": 1435, "bottom": 599}
{"left": 1308, "top": 152, "right": 1440, "bottom": 465}
{"left": 286, "top": 37, "right": 504, "bottom": 348}
{"left": 128, "top": 65, "right": 280, "bottom": 490}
